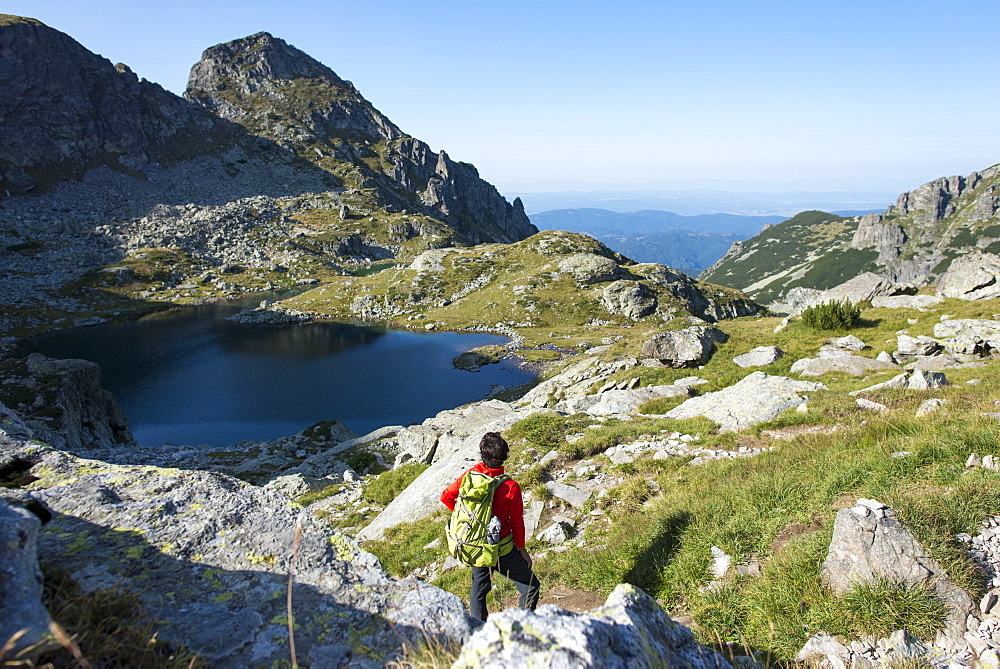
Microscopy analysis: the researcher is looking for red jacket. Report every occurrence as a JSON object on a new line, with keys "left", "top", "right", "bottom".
{"left": 441, "top": 463, "right": 526, "bottom": 549}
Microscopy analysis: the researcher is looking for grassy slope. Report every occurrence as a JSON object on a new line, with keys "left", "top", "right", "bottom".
{"left": 358, "top": 294, "right": 1000, "bottom": 661}
{"left": 282, "top": 229, "right": 755, "bottom": 349}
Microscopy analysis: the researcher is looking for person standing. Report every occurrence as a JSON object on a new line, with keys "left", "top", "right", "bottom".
{"left": 440, "top": 431, "right": 541, "bottom": 621}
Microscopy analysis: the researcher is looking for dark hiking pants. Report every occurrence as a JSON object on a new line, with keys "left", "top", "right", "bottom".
{"left": 470, "top": 548, "right": 541, "bottom": 621}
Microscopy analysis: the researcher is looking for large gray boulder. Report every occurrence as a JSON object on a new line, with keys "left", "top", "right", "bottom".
{"left": 825, "top": 272, "right": 912, "bottom": 305}
{"left": 0, "top": 499, "right": 54, "bottom": 661}
{"left": 665, "top": 372, "right": 826, "bottom": 432}
{"left": 936, "top": 251, "right": 1000, "bottom": 301}
{"left": 641, "top": 326, "right": 728, "bottom": 368}
{"left": 452, "top": 583, "right": 733, "bottom": 668}
{"left": 0, "top": 437, "right": 472, "bottom": 667}
{"left": 601, "top": 280, "right": 657, "bottom": 320}
{"left": 558, "top": 253, "right": 621, "bottom": 284}
{"left": 821, "top": 499, "right": 976, "bottom": 651}
{"left": 732, "top": 346, "right": 783, "bottom": 368}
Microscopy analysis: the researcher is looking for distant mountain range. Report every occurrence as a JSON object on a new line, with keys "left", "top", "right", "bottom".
{"left": 529, "top": 208, "right": 782, "bottom": 274}
{"left": 512, "top": 189, "right": 896, "bottom": 217}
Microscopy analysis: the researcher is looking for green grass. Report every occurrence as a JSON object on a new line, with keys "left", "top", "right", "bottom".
{"left": 364, "top": 463, "right": 429, "bottom": 506}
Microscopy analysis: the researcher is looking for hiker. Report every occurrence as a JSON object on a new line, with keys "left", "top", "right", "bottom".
{"left": 440, "top": 431, "right": 540, "bottom": 621}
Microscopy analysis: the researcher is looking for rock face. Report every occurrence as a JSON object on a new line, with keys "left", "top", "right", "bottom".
{"left": 185, "top": 32, "right": 537, "bottom": 245}
{"left": 640, "top": 326, "right": 729, "bottom": 368}
{"left": 821, "top": 499, "right": 976, "bottom": 650}
{"left": 0, "top": 436, "right": 473, "bottom": 666}
{"left": 452, "top": 584, "right": 733, "bottom": 669}
{"left": 665, "top": 372, "right": 826, "bottom": 432}
{"left": 0, "top": 498, "right": 53, "bottom": 660}
{"left": 0, "top": 354, "right": 134, "bottom": 451}
{"left": 937, "top": 251, "right": 1000, "bottom": 301}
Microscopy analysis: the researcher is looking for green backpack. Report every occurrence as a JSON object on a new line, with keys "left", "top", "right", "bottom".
{"left": 446, "top": 469, "right": 514, "bottom": 567}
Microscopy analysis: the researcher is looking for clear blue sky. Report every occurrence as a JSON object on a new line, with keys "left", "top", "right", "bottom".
{"left": 8, "top": 0, "right": 1000, "bottom": 193}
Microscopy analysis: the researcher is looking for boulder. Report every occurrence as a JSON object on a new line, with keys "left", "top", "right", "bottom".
{"left": 792, "top": 355, "right": 898, "bottom": 377}
{"left": 820, "top": 499, "right": 976, "bottom": 650}
{"left": 937, "top": 251, "right": 1000, "bottom": 301}
{"left": 0, "top": 499, "right": 55, "bottom": 661}
{"left": 451, "top": 584, "right": 733, "bottom": 669}
{"left": 544, "top": 481, "right": 591, "bottom": 509}
{"left": 409, "top": 249, "right": 452, "bottom": 273}
{"left": 665, "top": 372, "right": 826, "bottom": 432}
{"left": 641, "top": 326, "right": 728, "bottom": 368}
{"left": 536, "top": 522, "right": 572, "bottom": 544}
{"left": 584, "top": 384, "right": 692, "bottom": 416}
{"left": 600, "top": 280, "right": 657, "bottom": 320}
{"left": 895, "top": 334, "right": 943, "bottom": 357}
{"left": 557, "top": 253, "right": 621, "bottom": 284}
{"left": 732, "top": 346, "right": 783, "bottom": 368}
{"left": 825, "top": 272, "right": 912, "bottom": 305}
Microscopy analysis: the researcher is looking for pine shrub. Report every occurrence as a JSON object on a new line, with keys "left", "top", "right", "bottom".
{"left": 801, "top": 299, "right": 861, "bottom": 331}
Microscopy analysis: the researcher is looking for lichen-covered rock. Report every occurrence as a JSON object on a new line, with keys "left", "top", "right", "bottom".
{"left": 0, "top": 498, "right": 54, "bottom": 661}
{"left": 665, "top": 372, "right": 826, "bottom": 432}
{"left": 933, "top": 319, "right": 1000, "bottom": 357}
{"left": 452, "top": 583, "right": 732, "bottom": 668}
{"left": 732, "top": 345, "right": 783, "bottom": 368}
{"left": 821, "top": 499, "right": 976, "bottom": 651}
{"left": 600, "top": 280, "right": 657, "bottom": 320}
{"left": 640, "top": 326, "right": 728, "bottom": 368}
{"left": 0, "top": 436, "right": 472, "bottom": 666}
{"left": 557, "top": 253, "right": 621, "bottom": 284}
{"left": 936, "top": 251, "right": 1000, "bottom": 301}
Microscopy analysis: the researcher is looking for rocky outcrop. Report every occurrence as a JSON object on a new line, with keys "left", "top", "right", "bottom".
{"left": 937, "top": 251, "right": 1000, "bottom": 301}
{"left": 665, "top": 372, "right": 826, "bottom": 432}
{"left": 452, "top": 584, "right": 733, "bottom": 669}
{"left": 557, "top": 253, "right": 621, "bottom": 284}
{"left": 850, "top": 212, "right": 907, "bottom": 263}
{"left": 600, "top": 280, "right": 658, "bottom": 320}
{"left": 890, "top": 175, "right": 965, "bottom": 225}
{"left": 933, "top": 319, "right": 1000, "bottom": 357}
{"left": 185, "top": 32, "right": 537, "bottom": 245}
{"left": 792, "top": 355, "right": 899, "bottom": 377}
{"left": 639, "top": 263, "right": 762, "bottom": 322}
{"left": 821, "top": 499, "right": 976, "bottom": 650}
{"left": 0, "top": 354, "right": 134, "bottom": 451}
{"left": 0, "top": 435, "right": 473, "bottom": 666}
{"left": 640, "top": 326, "right": 728, "bottom": 368}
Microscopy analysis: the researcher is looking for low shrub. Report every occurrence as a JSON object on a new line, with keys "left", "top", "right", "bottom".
{"left": 801, "top": 299, "right": 861, "bottom": 331}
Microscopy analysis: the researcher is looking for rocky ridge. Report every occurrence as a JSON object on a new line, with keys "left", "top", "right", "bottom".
{"left": 701, "top": 164, "right": 1000, "bottom": 307}
{"left": 0, "top": 17, "right": 536, "bottom": 337}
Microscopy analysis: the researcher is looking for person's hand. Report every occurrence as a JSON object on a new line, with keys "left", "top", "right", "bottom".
{"left": 519, "top": 546, "right": 533, "bottom": 569}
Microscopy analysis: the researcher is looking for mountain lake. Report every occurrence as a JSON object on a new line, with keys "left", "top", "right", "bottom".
{"left": 17, "top": 294, "right": 535, "bottom": 447}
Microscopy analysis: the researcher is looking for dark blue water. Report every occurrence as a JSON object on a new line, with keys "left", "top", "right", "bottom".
{"left": 18, "top": 296, "right": 533, "bottom": 447}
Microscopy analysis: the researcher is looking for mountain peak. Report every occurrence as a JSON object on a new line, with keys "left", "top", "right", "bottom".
{"left": 186, "top": 31, "right": 354, "bottom": 99}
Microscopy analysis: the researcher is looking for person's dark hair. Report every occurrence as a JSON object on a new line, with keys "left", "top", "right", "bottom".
{"left": 479, "top": 432, "right": 509, "bottom": 468}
